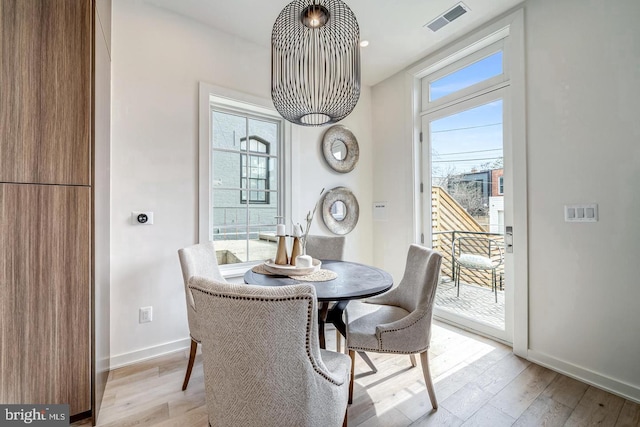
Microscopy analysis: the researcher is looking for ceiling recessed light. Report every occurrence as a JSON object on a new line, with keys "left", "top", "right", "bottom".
{"left": 360, "top": 40, "right": 369, "bottom": 47}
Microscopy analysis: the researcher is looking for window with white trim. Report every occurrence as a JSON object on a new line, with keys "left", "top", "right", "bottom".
{"left": 429, "top": 50, "right": 503, "bottom": 101}
{"left": 200, "top": 86, "right": 289, "bottom": 269}
{"left": 414, "top": 11, "right": 525, "bottom": 344}
{"left": 421, "top": 40, "right": 507, "bottom": 111}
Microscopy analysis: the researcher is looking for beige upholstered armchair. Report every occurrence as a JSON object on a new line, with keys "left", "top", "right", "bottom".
{"left": 177, "top": 242, "right": 227, "bottom": 390}
{"left": 305, "top": 234, "right": 346, "bottom": 261}
{"left": 345, "top": 244, "right": 442, "bottom": 408}
{"left": 189, "top": 277, "right": 351, "bottom": 427}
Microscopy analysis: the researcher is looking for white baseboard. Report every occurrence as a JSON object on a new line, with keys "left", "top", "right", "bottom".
{"left": 110, "top": 337, "right": 192, "bottom": 370}
{"left": 527, "top": 350, "right": 640, "bottom": 403}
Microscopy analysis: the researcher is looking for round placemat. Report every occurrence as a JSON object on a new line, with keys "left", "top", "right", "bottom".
{"left": 294, "top": 269, "right": 338, "bottom": 282}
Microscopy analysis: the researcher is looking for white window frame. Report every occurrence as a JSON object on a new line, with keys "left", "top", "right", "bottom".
{"left": 198, "top": 82, "right": 292, "bottom": 278}
{"left": 408, "top": 9, "right": 527, "bottom": 356}
{"left": 421, "top": 40, "right": 507, "bottom": 111}
{"left": 498, "top": 175, "right": 504, "bottom": 195}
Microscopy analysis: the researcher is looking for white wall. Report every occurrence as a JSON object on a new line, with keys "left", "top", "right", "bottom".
{"left": 371, "top": 0, "right": 640, "bottom": 400}
{"left": 524, "top": 0, "right": 640, "bottom": 400}
{"left": 291, "top": 90, "right": 374, "bottom": 261}
{"left": 371, "top": 72, "right": 416, "bottom": 282}
{"left": 111, "top": 0, "right": 373, "bottom": 366}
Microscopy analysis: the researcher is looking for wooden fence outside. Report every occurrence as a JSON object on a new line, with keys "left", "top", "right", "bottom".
{"left": 431, "top": 186, "right": 505, "bottom": 288}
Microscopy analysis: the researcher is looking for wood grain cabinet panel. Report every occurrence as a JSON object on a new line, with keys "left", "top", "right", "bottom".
{"left": 0, "top": 183, "right": 91, "bottom": 415}
{"left": 0, "top": 0, "right": 91, "bottom": 185}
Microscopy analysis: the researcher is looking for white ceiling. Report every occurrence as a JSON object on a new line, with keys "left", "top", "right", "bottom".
{"left": 144, "top": 0, "right": 522, "bottom": 86}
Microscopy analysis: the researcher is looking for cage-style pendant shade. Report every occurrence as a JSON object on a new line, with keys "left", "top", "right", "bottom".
{"left": 271, "top": 0, "right": 361, "bottom": 126}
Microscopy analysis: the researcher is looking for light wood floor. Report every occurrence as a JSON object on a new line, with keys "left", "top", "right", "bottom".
{"left": 74, "top": 321, "right": 640, "bottom": 427}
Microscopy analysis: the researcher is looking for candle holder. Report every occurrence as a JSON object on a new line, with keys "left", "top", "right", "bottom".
{"left": 275, "top": 235, "right": 289, "bottom": 265}
{"left": 290, "top": 236, "right": 302, "bottom": 265}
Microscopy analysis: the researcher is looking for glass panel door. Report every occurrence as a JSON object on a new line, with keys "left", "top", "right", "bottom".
{"left": 422, "top": 89, "right": 510, "bottom": 342}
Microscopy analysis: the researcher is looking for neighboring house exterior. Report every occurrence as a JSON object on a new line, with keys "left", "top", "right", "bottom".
{"left": 453, "top": 168, "right": 504, "bottom": 199}
{"left": 211, "top": 112, "right": 279, "bottom": 240}
{"left": 451, "top": 168, "right": 504, "bottom": 232}
{"left": 489, "top": 196, "right": 505, "bottom": 234}
{"left": 491, "top": 168, "right": 504, "bottom": 196}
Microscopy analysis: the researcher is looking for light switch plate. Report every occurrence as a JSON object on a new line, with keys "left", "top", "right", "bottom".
{"left": 565, "top": 204, "right": 598, "bottom": 222}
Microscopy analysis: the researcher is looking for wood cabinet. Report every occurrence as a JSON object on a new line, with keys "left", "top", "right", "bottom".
{"left": 0, "top": 0, "right": 91, "bottom": 185}
{"left": 0, "top": 184, "right": 91, "bottom": 414}
{"left": 0, "top": 0, "right": 101, "bottom": 422}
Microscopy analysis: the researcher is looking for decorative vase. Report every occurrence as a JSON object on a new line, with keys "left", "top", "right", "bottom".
{"left": 296, "top": 242, "right": 313, "bottom": 268}
{"left": 290, "top": 237, "right": 302, "bottom": 266}
{"left": 275, "top": 235, "right": 289, "bottom": 265}
{"left": 296, "top": 254, "right": 313, "bottom": 268}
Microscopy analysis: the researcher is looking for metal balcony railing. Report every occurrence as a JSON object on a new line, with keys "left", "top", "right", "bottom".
{"left": 433, "top": 230, "right": 505, "bottom": 289}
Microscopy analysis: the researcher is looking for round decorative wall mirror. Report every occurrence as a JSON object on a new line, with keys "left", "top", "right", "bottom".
{"left": 322, "top": 125, "right": 359, "bottom": 173}
{"left": 321, "top": 187, "right": 359, "bottom": 235}
{"left": 330, "top": 200, "right": 347, "bottom": 221}
{"left": 331, "top": 140, "right": 348, "bottom": 161}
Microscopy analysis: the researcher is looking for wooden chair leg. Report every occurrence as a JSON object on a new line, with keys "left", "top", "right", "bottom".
{"left": 182, "top": 339, "right": 198, "bottom": 391}
{"left": 420, "top": 351, "right": 438, "bottom": 410}
{"left": 343, "top": 408, "right": 348, "bottom": 427}
{"left": 348, "top": 350, "right": 356, "bottom": 404}
{"left": 410, "top": 354, "right": 417, "bottom": 367}
{"left": 336, "top": 329, "right": 342, "bottom": 353}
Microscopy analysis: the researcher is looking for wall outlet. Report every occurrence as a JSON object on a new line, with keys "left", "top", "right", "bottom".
{"left": 132, "top": 211, "right": 154, "bottom": 225}
{"left": 139, "top": 306, "right": 153, "bottom": 323}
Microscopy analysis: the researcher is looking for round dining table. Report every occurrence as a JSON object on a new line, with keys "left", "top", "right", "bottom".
{"left": 244, "top": 259, "right": 393, "bottom": 367}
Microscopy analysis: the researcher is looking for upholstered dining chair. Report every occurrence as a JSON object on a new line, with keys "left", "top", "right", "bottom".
{"left": 305, "top": 234, "right": 346, "bottom": 351}
{"left": 344, "top": 244, "right": 442, "bottom": 408}
{"left": 177, "top": 241, "right": 226, "bottom": 391}
{"left": 189, "top": 277, "right": 351, "bottom": 427}
{"left": 305, "top": 234, "right": 346, "bottom": 261}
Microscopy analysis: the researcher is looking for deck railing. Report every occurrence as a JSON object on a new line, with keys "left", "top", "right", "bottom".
{"left": 211, "top": 206, "right": 278, "bottom": 240}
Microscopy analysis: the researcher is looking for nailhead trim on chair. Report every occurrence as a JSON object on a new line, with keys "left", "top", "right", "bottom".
{"left": 191, "top": 287, "right": 345, "bottom": 386}
{"left": 347, "top": 311, "right": 432, "bottom": 354}
{"left": 378, "top": 311, "right": 429, "bottom": 350}
{"left": 347, "top": 345, "right": 430, "bottom": 355}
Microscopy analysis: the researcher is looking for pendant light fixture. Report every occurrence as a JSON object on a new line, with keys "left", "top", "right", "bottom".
{"left": 271, "top": 0, "right": 361, "bottom": 126}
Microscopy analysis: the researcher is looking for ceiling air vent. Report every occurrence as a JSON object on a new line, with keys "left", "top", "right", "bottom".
{"left": 425, "top": 3, "right": 469, "bottom": 32}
